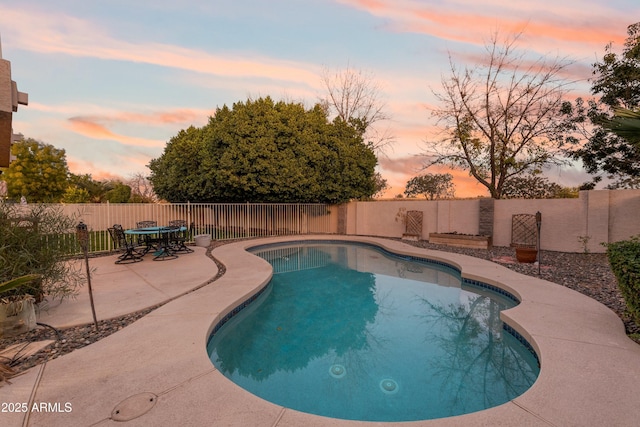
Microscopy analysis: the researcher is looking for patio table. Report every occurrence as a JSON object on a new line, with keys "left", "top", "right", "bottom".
{"left": 125, "top": 226, "right": 186, "bottom": 261}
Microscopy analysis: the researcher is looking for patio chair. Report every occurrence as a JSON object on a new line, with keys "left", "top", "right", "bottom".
{"left": 136, "top": 220, "right": 160, "bottom": 252}
{"left": 136, "top": 220, "right": 157, "bottom": 228}
{"left": 168, "top": 219, "right": 194, "bottom": 253}
{"left": 107, "top": 225, "right": 143, "bottom": 264}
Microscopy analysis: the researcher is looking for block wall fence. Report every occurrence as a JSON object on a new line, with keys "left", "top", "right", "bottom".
{"left": 342, "top": 189, "right": 640, "bottom": 253}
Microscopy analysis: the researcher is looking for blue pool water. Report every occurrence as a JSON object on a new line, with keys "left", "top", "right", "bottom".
{"left": 207, "top": 242, "right": 539, "bottom": 422}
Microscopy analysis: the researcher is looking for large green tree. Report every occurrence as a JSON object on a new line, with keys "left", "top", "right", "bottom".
{"left": 424, "top": 31, "right": 574, "bottom": 199}
{"left": 568, "top": 23, "right": 640, "bottom": 186}
{"left": 149, "top": 97, "right": 378, "bottom": 203}
{"left": 3, "top": 138, "right": 70, "bottom": 202}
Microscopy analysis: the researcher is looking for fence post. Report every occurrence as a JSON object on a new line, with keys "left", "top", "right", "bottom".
{"left": 106, "top": 200, "right": 111, "bottom": 229}
{"left": 187, "top": 201, "right": 191, "bottom": 237}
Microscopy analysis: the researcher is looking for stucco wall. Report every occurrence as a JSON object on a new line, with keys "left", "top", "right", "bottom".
{"left": 345, "top": 199, "right": 480, "bottom": 239}
{"left": 609, "top": 190, "right": 640, "bottom": 243}
{"left": 493, "top": 197, "right": 586, "bottom": 252}
{"left": 344, "top": 189, "right": 640, "bottom": 253}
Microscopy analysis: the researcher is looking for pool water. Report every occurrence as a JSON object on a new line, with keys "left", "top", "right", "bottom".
{"left": 207, "top": 242, "right": 539, "bottom": 422}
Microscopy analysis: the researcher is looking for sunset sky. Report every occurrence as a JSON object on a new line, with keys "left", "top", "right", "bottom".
{"left": 1, "top": 0, "right": 638, "bottom": 198}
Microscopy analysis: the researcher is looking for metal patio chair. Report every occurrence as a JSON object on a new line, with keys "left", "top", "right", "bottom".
{"left": 168, "top": 219, "right": 194, "bottom": 253}
{"left": 135, "top": 220, "right": 160, "bottom": 253}
{"left": 107, "top": 225, "right": 144, "bottom": 264}
{"left": 136, "top": 220, "right": 157, "bottom": 228}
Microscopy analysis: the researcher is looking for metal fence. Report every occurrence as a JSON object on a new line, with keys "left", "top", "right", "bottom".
{"left": 9, "top": 203, "right": 336, "bottom": 255}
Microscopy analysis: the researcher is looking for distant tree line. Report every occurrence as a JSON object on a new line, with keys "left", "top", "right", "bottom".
{"left": 0, "top": 138, "right": 155, "bottom": 203}
{"left": 401, "top": 172, "right": 578, "bottom": 199}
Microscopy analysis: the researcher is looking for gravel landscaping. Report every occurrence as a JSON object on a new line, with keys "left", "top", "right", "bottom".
{"left": 1, "top": 239, "right": 638, "bottom": 384}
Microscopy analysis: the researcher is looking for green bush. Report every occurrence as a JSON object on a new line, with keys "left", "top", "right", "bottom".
{"left": 606, "top": 237, "right": 640, "bottom": 324}
{"left": 0, "top": 203, "right": 82, "bottom": 301}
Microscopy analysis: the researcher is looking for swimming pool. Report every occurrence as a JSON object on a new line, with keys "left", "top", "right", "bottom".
{"left": 207, "top": 241, "right": 540, "bottom": 422}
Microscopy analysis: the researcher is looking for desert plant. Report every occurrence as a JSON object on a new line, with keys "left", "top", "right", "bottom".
{"left": 0, "top": 203, "right": 83, "bottom": 301}
{"left": 577, "top": 235, "right": 592, "bottom": 253}
{"left": 0, "top": 274, "right": 41, "bottom": 294}
{"left": 606, "top": 237, "right": 640, "bottom": 325}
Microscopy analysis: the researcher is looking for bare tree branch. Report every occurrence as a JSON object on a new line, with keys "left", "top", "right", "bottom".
{"left": 127, "top": 172, "right": 157, "bottom": 203}
{"left": 424, "top": 31, "right": 574, "bottom": 198}
{"left": 320, "top": 65, "right": 394, "bottom": 154}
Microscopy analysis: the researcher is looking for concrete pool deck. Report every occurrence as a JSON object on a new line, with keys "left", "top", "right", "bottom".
{"left": 2, "top": 235, "right": 640, "bottom": 426}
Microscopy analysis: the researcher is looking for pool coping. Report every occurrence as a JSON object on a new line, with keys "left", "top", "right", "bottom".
{"left": 7, "top": 235, "right": 640, "bottom": 426}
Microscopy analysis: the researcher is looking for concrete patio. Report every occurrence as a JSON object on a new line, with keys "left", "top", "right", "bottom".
{"left": 1, "top": 235, "right": 640, "bottom": 426}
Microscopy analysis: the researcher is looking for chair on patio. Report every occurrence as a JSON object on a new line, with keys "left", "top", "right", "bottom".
{"left": 136, "top": 220, "right": 157, "bottom": 228}
{"left": 107, "top": 225, "right": 143, "bottom": 264}
{"left": 168, "top": 219, "right": 194, "bottom": 253}
{"left": 136, "top": 220, "right": 160, "bottom": 253}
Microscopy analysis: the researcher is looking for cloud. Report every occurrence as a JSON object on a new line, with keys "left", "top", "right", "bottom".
{"left": 67, "top": 117, "right": 165, "bottom": 148}
{"left": 83, "top": 109, "right": 214, "bottom": 127}
{"left": 336, "top": 0, "right": 630, "bottom": 57}
{"left": 379, "top": 154, "right": 427, "bottom": 175}
{"left": 0, "top": 7, "right": 322, "bottom": 89}
{"left": 27, "top": 100, "right": 215, "bottom": 129}
{"left": 39, "top": 103, "right": 215, "bottom": 149}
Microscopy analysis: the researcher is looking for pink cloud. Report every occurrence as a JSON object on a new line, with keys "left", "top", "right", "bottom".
{"left": 67, "top": 118, "right": 118, "bottom": 139}
{"left": 337, "top": 0, "right": 630, "bottom": 57}
{"left": 66, "top": 117, "right": 164, "bottom": 148}
{"left": 62, "top": 106, "right": 216, "bottom": 148}
{"left": 0, "top": 8, "right": 322, "bottom": 90}
{"left": 85, "top": 109, "right": 214, "bottom": 127}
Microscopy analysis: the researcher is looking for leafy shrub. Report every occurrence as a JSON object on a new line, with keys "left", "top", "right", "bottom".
{"left": 606, "top": 237, "right": 640, "bottom": 324}
{"left": 0, "top": 203, "right": 82, "bottom": 301}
